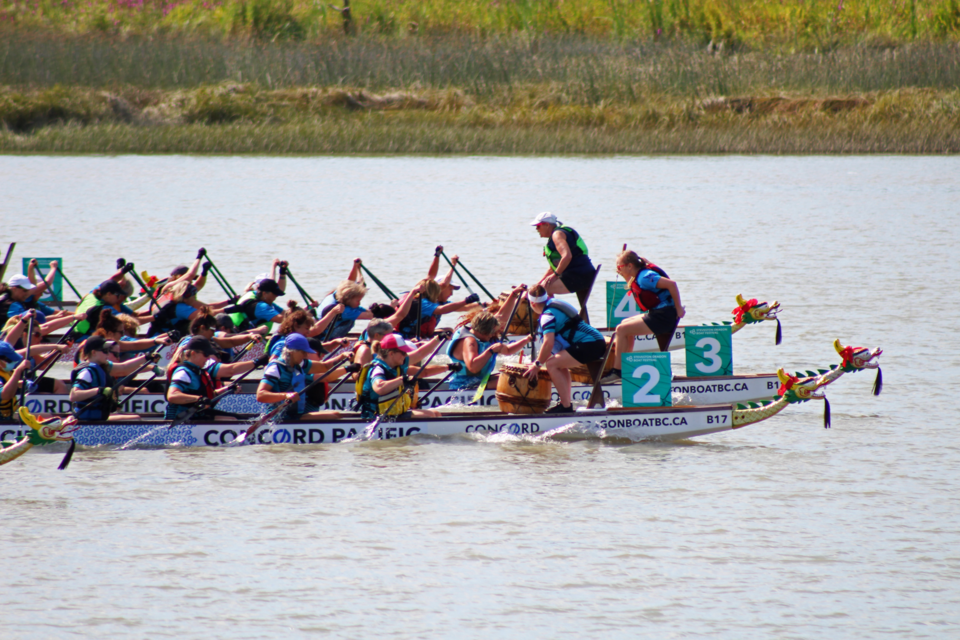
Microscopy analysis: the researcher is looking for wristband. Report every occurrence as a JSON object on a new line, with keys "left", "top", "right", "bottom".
{"left": 534, "top": 360, "right": 542, "bottom": 367}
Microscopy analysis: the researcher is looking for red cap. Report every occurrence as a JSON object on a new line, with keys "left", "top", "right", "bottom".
{"left": 380, "top": 333, "right": 415, "bottom": 353}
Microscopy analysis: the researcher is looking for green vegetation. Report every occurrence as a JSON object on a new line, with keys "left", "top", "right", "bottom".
{"left": 3, "top": 0, "right": 960, "bottom": 47}
{"left": 1, "top": 0, "right": 958, "bottom": 154}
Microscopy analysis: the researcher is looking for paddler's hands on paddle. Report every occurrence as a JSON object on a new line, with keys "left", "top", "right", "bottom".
{"left": 201, "top": 261, "right": 213, "bottom": 276}
{"left": 197, "top": 247, "right": 206, "bottom": 260}
{"left": 253, "top": 354, "right": 270, "bottom": 368}
{"left": 676, "top": 304, "right": 686, "bottom": 320}
{"left": 285, "top": 391, "right": 300, "bottom": 403}
{"left": 116, "top": 258, "right": 126, "bottom": 269}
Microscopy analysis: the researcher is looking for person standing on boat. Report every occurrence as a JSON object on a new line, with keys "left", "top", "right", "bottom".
{"left": 446, "top": 290, "right": 532, "bottom": 391}
{"left": 255, "top": 333, "right": 346, "bottom": 423}
{"left": 165, "top": 336, "right": 268, "bottom": 420}
{"left": 357, "top": 333, "right": 457, "bottom": 420}
{"left": 609, "top": 250, "right": 686, "bottom": 378}
{"left": 531, "top": 212, "right": 596, "bottom": 297}
{"left": 69, "top": 336, "right": 160, "bottom": 422}
{"left": 523, "top": 284, "right": 606, "bottom": 413}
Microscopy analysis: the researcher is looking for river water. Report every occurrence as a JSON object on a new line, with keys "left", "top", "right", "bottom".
{"left": 1, "top": 156, "right": 958, "bottom": 638}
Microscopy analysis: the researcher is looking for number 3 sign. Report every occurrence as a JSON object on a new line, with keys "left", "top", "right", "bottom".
{"left": 685, "top": 325, "right": 733, "bottom": 377}
{"left": 622, "top": 352, "right": 672, "bottom": 407}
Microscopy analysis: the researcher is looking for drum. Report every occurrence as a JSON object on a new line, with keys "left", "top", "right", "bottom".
{"left": 495, "top": 363, "right": 552, "bottom": 414}
{"left": 569, "top": 336, "right": 615, "bottom": 383}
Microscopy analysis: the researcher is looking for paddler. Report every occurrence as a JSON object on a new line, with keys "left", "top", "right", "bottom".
{"left": 522, "top": 284, "right": 606, "bottom": 413}
{"left": 446, "top": 288, "right": 532, "bottom": 391}
{"left": 356, "top": 333, "right": 459, "bottom": 420}
{"left": 1, "top": 262, "right": 69, "bottom": 320}
{"left": 353, "top": 319, "right": 394, "bottom": 369}
{"left": 169, "top": 311, "right": 266, "bottom": 365}
{"left": 226, "top": 277, "right": 286, "bottom": 332}
{"left": 609, "top": 250, "right": 686, "bottom": 378}
{"left": 0, "top": 341, "right": 31, "bottom": 421}
{"left": 165, "top": 336, "right": 269, "bottom": 420}
{"left": 530, "top": 212, "right": 596, "bottom": 296}
{"left": 255, "top": 333, "right": 347, "bottom": 422}
{"left": 395, "top": 279, "right": 479, "bottom": 341}
{"left": 70, "top": 335, "right": 161, "bottom": 422}
{"left": 266, "top": 308, "right": 352, "bottom": 362}
{"left": 148, "top": 281, "right": 234, "bottom": 337}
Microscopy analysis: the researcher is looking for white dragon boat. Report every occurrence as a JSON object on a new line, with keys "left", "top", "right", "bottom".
{"left": 2, "top": 341, "right": 881, "bottom": 463}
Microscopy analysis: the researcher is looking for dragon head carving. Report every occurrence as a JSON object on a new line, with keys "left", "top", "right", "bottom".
{"left": 776, "top": 368, "right": 829, "bottom": 404}
{"left": 733, "top": 293, "right": 781, "bottom": 325}
{"left": 833, "top": 340, "right": 883, "bottom": 373}
{"left": 18, "top": 408, "right": 79, "bottom": 446}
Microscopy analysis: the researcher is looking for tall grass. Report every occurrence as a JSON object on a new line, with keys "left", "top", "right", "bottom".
{"left": 4, "top": 0, "right": 960, "bottom": 45}
{"left": 3, "top": 33, "right": 960, "bottom": 97}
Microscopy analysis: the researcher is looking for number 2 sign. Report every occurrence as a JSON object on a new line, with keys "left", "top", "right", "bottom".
{"left": 685, "top": 325, "right": 733, "bottom": 377}
{"left": 622, "top": 352, "right": 672, "bottom": 407}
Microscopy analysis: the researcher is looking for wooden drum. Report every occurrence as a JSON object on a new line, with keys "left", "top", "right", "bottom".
{"left": 496, "top": 364, "right": 552, "bottom": 414}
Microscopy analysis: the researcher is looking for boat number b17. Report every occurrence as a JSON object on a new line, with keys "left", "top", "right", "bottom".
{"left": 706, "top": 414, "right": 729, "bottom": 424}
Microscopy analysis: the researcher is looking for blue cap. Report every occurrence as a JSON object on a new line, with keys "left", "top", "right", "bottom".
{"left": 284, "top": 333, "right": 316, "bottom": 354}
{"left": 18, "top": 311, "right": 46, "bottom": 325}
{"left": 0, "top": 342, "right": 23, "bottom": 364}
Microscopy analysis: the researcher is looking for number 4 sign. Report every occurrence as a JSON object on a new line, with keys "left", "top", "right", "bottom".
{"left": 622, "top": 352, "right": 672, "bottom": 407}
{"left": 605, "top": 281, "right": 641, "bottom": 328}
{"left": 685, "top": 325, "right": 733, "bottom": 377}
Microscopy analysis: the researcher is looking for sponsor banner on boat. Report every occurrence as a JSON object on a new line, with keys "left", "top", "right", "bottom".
{"left": 671, "top": 375, "right": 779, "bottom": 404}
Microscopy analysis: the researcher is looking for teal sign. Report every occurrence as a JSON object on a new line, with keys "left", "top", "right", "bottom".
{"left": 605, "top": 281, "right": 642, "bottom": 328}
{"left": 685, "top": 325, "right": 733, "bottom": 377}
{"left": 622, "top": 352, "right": 672, "bottom": 407}
{"left": 21, "top": 258, "right": 62, "bottom": 303}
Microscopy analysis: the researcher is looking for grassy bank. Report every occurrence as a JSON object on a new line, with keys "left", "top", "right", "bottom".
{"left": 3, "top": 0, "right": 960, "bottom": 47}
{"left": 2, "top": 84, "right": 958, "bottom": 154}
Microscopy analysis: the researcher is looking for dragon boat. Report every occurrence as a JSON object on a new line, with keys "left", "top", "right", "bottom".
{"left": 2, "top": 341, "right": 881, "bottom": 462}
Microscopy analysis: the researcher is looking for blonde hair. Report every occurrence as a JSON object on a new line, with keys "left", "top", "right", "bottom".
{"left": 416, "top": 278, "right": 442, "bottom": 304}
{"left": 471, "top": 310, "right": 500, "bottom": 337}
{"left": 115, "top": 313, "right": 140, "bottom": 338}
{"left": 165, "top": 279, "right": 194, "bottom": 303}
{"left": 337, "top": 280, "right": 368, "bottom": 305}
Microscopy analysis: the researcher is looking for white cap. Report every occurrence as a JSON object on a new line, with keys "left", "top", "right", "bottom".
{"left": 7, "top": 274, "right": 32, "bottom": 289}
{"left": 529, "top": 211, "right": 559, "bottom": 227}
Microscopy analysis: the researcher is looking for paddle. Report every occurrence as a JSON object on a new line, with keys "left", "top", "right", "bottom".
{"left": 56, "top": 266, "right": 84, "bottom": 301}
{"left": 358, "top": 264, "right": 398, "bottom": 301}
{"left": 575, "top": 263, "right": 602, "bottom": 323}
{"left": 414, "top": 291, "right": 423, "bottom": 340}
{"left": 284, "top": 266, "right": 319, "bottom": 318}
{"left": 204, "top": 261, "right": 232, "bottom": 300}
{"left": 25, "top": 346, "right": 67, "bottom": 394}
{"left": 166, "top": 354, "right": 269, "bottom": 430}
{"left": 17, "top": 312, "right": 35, "bottom": 422}
{"left": 0, "top": 242, "right": 14, "bottom": 282}
{"left": 115, "top": 371, "right": 161, "bottom": 410}
{"left": 586, "top": 336, "right": 617, "bottom": 409}
{"left": 73, "top": 349, "right": 163, "bottom": 417}
{"left": 228, "top": 356, "right": 350, "bottom": 446}
{"left": 440, "top": 251, "right": 475, "bottom": 297}
{"left": 417, "top": 370, "right": 457, "bottom": 409}
{"left": 122, "top": 263, "right": 162, "bottom": 313}
{"left": 444, "top": 252, "right": 495, "bottom": 301}
{"left": 469, "top": 286, "right": 525, "bottom": 405}
{"left": 359, "top": 337, "right": 448, "bottom": 440}
{"left": 32, "top": 262, "right": 63, "bottom": 311}
{"left": 201, "top": 250, "right": 238, "bottom": 299}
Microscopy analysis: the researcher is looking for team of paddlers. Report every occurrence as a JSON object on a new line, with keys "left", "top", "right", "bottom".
{"left": 0, "top": 212, "right": 684, "bottom": 424}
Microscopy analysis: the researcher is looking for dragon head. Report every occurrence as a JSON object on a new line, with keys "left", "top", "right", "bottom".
{"left": 733, "top": 293, "right": 781, "bottom": 325}
{"left": 776, "top": 368, "right": 829, "bottom": 403}
{"left": 833, "top": 339, "right": 883, "bottom": 373}
{"left": 18, "top": 408, "right": 79, "bottom": 446}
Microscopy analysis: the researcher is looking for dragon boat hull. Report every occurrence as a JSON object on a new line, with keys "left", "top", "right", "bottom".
{"left": 4, "top": 405, "right": 744, "bottom": 449}
{"left": 19, "top": 373, "right": 779, "bottom": 419}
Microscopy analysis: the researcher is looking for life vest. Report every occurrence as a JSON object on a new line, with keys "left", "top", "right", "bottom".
{"left": 542, "top": 299, "right": 589, "bottom": 349}
{"left": 71, "top": 362, "right": 115, "bottom": 421}
{"left": 446, "top": 326, "right": 496, "bottom": 390}
{"left": 0, "top": 292, "right": 12, "bottom": 321}
{"left": 0, "top": 368, "right": 20, "bottom": 419}
{"left": 226, "top": 292, "right": 263, "bottom": 332}
{"left": 148, "top": 300, "right": 191, "bottom": 337}
{"left": 628, "top": 263, "right": 671, "bottom": 312}
{"left": 397, "top": 298, "right": 438, "bottom": 340}
{"left": 71, "top": 300, "right": 106, "bottom": 337}
{"left": 264, "top": 359, "right": 317, "bottom": 419}
{"left": 164, "top": 361, "right": 217, "bottom": 420}
{"left": 355, "top": 356, "right": 415, "bottom": 420}
{"left": 319, "top": 294, "right": 357, "bottom": 340}
{"left": 544, "top": 226, "right": 589, "bottom": 272}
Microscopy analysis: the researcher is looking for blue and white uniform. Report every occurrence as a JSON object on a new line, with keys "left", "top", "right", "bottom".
{"left": 319, "top": 292, "right": 367, "bottom": 340}
{"left": 164, "top": 360, "right": 222, "bottom": 419}
{"left": 446, "top": 327, "right": 496, "bottom": 390}
{"left": 261, "top": 359, "right": 316, "bottom": 421}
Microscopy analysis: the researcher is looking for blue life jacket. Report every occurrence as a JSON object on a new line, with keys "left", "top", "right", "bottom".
{"left": 71, "top": 362, "right": 114, "bottom": 421}
{"left": 446, "top": 326, "right": 497, "bottom": 390}
{"left": 164, "top": 361, "right": 217, "bottom": 419}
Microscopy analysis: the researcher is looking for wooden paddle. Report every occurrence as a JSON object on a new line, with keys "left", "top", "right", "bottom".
{"left": 0, "top": 242, "right": 14, "bottom": 282}
{"left": 17, "top": 312, "right": 35, "bottom": 421}
{"left": 586, "top": 335, "right": 617, "bottom": 409}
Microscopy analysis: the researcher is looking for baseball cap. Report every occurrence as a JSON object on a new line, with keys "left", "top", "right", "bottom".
{"left": 257, "top": 279, "right": 285, "bottom": 296}
{"left": 82, "top": 335, "right": 109, "bottom": 355}
{"left": 98, "top": 280, "right": 125, "bottom": 296}
{"left": 7, "top": 274, "right": 33, "bottom": 289}
{"left": 284, "top": 333, "right": 316, "bottom": 354}
{"left": 0, "top": 342, "right": 23, "bottom": 364}
{"left": 380, "top": 333, "right": 415, "bottom": 353}
{"left": 183, "top": 336, "right": 217, "bottom": 356}
{"left": 529, "top": 211, "right": 559, "bottom": 227}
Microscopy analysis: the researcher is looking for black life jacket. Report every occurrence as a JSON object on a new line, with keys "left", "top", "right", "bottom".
{"left": 629, "top": 263, "right": 670, "bottom": 312}
{"left": 0, "top": 292, "right": 12, "bottom": 321}
{"left": 224, "top": 296, "right": 260, "bottom": 332}
{"left": 148, "top": 301, "right": 192, "bottom": 337}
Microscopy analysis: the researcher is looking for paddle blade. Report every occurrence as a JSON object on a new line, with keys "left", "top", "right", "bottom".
{"left": 823, "top": 396, "right": 831, "bottom": 429}
{"left": 58, "top": 440, "right": 76, "bottom": 470}
{"left": 775, "top": 318, "right": 783, "bottom": 346}
{"left": 872, "top": 367, "right": 883, "bottom": 396}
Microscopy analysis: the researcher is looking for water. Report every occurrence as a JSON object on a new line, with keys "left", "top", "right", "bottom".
{"left": 1, "top": 156, "right": 958, "bottom": 638}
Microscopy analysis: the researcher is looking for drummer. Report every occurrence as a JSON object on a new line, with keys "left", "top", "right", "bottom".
{"left": 446, "top": 288, "right": 532, "bottom": 391}
{"left": 530, "top": 212, "right": 596, "bottom": 297}
{"left": 522, "top": 284, "right": 606, "bottom": 413}
{"left": 610, "top": 250, "right": 686, "bottom": 377}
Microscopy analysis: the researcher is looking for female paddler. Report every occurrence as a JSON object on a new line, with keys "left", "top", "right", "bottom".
{"left": 70, "top": 336, "right": 162, "bottom": 422}
{"left": 256, "top": 333, "right": 349, "bottom": 423}
{"left": 522, "top": 284, "right": 606, "bottom": 413}
{"left": 610, "top": 250, "right": 686, "bottom": 377}
{"left": 227, "top": 278, "right": 287, "bottom": 332}
{"left": 165, "top": 336, "right": 269, "bottom": 420}
{"left": 445, "top": 287, "right": 532, "bottom": 391}
{"left": 357, "top": 333, "right": 459, "bottom": 420}
{"left": 149, "top": 280, "right": 234, "bottom": 337}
